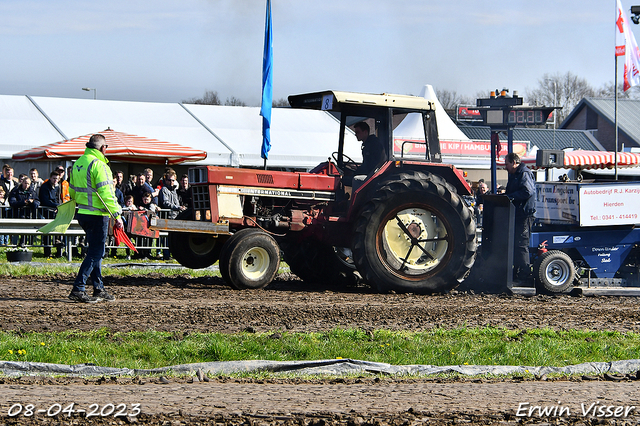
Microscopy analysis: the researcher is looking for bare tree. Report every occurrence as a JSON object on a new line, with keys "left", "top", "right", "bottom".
{"left": 435, "top": 88, "right": 473, "bottom": 120}
{"left": 526, "top": 72, "right": 595, "bottom": 126}
{"left": 182, "top": 90, "right": 221, "bottom": 105}
{"left": 272, "top": 98, "right": 289, "bottom": 107}
{"left": 595, "top": 81, "right": 640, "bottom": 100}
{"left": 224, "top": 97, "right": 247, "bottom": 107}
{"left": 435, "top": 88, "right": 472, "bottom": 110}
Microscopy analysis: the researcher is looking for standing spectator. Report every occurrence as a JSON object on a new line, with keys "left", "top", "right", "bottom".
{"left": 0, "top": 187, "right": 8, "bottom": 244}
{"left": 113, "top": 170, "right": 125, "bottom": 193}
{"left": 68, "top": 134, "right": 123, "bottom": 303}
{"left": 0, "top": 165, "right": 18, "bottom": 195}
{"left": 123, "top": 174, "right": 136, "bottom": 197}
{"left": 29, "top": 168, "right": 44, "bottom": 195}
{"left": 475, "top": 180, "right": 489, "bottom": 227}
{"left": 39, "top": 171, "right": 62, "bottom": 257}
{"left": 505, "top": 152, "right": 536, "bottom": 283}
{"left": 113, "top": 180, "right": 125, "bottom": 207}
{"left": 39, "top": 171, "right": 61, "bottom": 209}
{"left": 0, "top": 186, "right": 8, "bottom": 210}
{"left": 177, "top": 174, "right": 192, "bottom": 209}
{"left": 131, "top": 172, "right": 153, "bottom": 206}
{"left": 56, "top": 165, "right": 70, "bottom": 203}
{"left": 158, "top": 171, "right": 185, "bottom": 219}
{"left": 9, "top": 177, "right": 40, "bottom": 219}
{"left": 143, "top": 168, "right": 160, "bottom": 204}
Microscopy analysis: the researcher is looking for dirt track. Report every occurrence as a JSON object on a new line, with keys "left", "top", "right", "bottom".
{"left": 1, "top": 273, "right": 640, "bottom": 425}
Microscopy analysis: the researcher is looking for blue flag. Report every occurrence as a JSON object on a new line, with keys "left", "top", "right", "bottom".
{"left": 260, "top": 0, "right": 273, "bottom": 160}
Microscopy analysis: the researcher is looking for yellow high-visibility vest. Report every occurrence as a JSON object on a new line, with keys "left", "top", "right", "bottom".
{"left": 69, "top": 148, "right": 122, "bottom": 219}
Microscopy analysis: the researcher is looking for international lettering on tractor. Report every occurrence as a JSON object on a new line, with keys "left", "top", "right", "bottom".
{"left": 143, "top": 90, "right": 478, "bottom": 293}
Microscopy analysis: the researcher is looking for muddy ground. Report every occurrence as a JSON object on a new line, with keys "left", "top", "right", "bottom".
{"left": 1, "top": 273, "right": 640, "bottom": 425}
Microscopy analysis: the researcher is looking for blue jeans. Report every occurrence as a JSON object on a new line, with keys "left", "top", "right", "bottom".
{"left": 73, "top": 214, "right": 109, "bottom": 293}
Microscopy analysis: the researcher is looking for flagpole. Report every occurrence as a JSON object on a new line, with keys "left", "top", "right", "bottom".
{"left": 260, "top": 0, "right": 273, "bottom": 171}
{"left": 615, "top": 52, "right": 619, "bottom": 181}
{"left": 615, "top": 0, "right": 619, "bottom": 181}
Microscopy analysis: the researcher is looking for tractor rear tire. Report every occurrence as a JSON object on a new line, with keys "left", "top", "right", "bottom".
{"left": 219, "top": 228, "right": 280, "bottom": 290}
{"left": 352, "top": 171, "right": 476, "bottom": 294}
{"left": 534, "top": 250, "right": 576, "bottom": 293}
{"left": 167, "top": 210, "right": 228, "bottom": 269}
{"left": 281, "top": 239, "right": 357, "bottom": 286}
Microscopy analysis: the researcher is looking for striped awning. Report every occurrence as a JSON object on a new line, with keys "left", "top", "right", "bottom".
{"left": 12, "top": 128, "right": 207, "bottom": 165}
{"left": 563, "top": 150, "right": 640, "bottom": 169}
{"left": 498, "top": 150, "right": 640, "bottom": 170}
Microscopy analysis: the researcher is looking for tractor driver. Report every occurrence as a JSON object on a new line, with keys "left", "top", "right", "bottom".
{"left": 343, "top": 121, "right": 386, "bottom": 191}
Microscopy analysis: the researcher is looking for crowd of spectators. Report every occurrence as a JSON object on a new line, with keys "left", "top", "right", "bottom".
{"left": 0, "top": 163, "right": 193, "bottom": 259}
{"left": 113, "top": 167, "right": 191, "bottom": 213}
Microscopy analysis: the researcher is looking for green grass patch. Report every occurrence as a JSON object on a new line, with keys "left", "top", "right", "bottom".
{"left": 0, "top": 328, "right": 638, "bottom": 370}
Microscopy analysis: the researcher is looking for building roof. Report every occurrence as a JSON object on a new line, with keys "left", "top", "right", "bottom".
{"left": 458, "top": 125, "right": 603, "bottom": 151}
{"left": 560, "top": 97, "right": 640, "bottom": 147}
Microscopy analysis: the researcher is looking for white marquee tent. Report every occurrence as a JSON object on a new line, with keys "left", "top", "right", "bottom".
{"left": 0, "top": 95, "right": 362, "bottom": 169}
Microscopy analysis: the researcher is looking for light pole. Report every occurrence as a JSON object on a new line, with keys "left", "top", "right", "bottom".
{"left": 82, "top": 87, "right": 97, "bottom": 100}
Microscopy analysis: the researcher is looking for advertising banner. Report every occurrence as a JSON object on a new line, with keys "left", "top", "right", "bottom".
{"left": 535, "top": 182, "right": 640, "bottom": 227}
{"left": 535, "top": 183, "right": 580, "bottom": 225}
{"left": 579, "top": 183, "right": 640, "bottom": 226}
{"left": 394, "top": 139, "right": 528, "bottom": 157}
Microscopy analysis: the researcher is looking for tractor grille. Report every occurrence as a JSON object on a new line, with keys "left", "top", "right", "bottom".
{"left": 256, "top": 174, "right": 274, "bottom": 184}
{"left": 192, "top": 185, "right": 211, "bottom": 211}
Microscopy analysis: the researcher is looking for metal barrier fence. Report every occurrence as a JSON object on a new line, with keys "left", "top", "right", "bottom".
{"left": 0, "top": 206, "right": 172, "bottom": 261}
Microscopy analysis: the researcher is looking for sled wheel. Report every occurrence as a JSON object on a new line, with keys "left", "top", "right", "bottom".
{"left": 534, "top": 250, "right": 576, "bottom": 293}
{"left": 168, "top": 210, "right": 227, "bottom": 269}
{"left": 352, "top": 171, "right": 476, "bottom": 294}
{"left": 281, "top": 239, "right": 357, "bottom": 286}
{"left": 219, "top": 228, "right": 280, "bottom": 290}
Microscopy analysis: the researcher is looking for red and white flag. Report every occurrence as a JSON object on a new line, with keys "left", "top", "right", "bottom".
{"left": 616, "top": 0, "right": 640, "bottom": 90}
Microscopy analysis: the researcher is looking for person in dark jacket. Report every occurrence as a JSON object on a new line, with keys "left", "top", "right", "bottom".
{"left": 177, "top": 174, "right": 192, "bottom": 209}
{"left": 342, "top": 121, "right": 386, "bottom": 191}
{"left": 131, "top": 173, "right": 154, "bottom": 207}
{"left": 505, "top": 152, "right": 536, "bottom": 282}
{"left": 38, "top": 171, "right": 63, "bottom": 257}
{"left": 39, "top": 171, "right": 61, "bottom": 209}
{"left": 9, "top": 177, "right": 40, "bottom": 218}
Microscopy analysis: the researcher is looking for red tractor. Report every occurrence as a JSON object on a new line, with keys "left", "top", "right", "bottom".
{"left": 152, "top": 90, "right": 477, "bottom": 293}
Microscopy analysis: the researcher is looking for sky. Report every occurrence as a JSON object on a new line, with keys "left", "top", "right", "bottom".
{"left": 0, "top": 0, "right": 637, "bottom": 106}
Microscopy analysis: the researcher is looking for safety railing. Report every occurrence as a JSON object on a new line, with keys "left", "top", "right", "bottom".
{"left": 0, "top": 206, "right": 173, "bottom": 261}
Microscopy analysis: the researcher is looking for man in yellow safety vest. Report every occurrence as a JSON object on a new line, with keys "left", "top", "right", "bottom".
{"left": 68, "top": 134, "right": 123, "bottom": 303}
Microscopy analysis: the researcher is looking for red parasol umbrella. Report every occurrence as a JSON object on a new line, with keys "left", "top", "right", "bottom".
{"left": 12, "top": 128, "right": 207, "bottom": 165}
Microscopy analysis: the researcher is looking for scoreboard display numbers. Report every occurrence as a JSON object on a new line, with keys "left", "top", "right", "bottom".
{"left": 507, "top": 109, "right": 546, "bottom": 125}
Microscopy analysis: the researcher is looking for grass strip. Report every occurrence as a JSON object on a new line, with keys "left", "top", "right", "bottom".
{"left": 0, "top": 328, "right": 638, "bottom": 370}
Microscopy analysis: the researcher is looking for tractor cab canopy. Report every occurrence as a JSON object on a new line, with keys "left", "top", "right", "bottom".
{"left": 289, "top": 91, "right": 442, "bottom": 169}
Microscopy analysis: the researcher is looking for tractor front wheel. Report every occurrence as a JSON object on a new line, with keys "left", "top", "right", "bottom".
{"left": 219, "top": 228, "right": 281, "bottom": 290}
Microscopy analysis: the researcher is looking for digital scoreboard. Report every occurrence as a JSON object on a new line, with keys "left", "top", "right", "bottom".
{"left": 480, "top": 107, "right": 554, "bottom": 128}
{"left": 507, "top": 109, "right": 549, "bottom": 125}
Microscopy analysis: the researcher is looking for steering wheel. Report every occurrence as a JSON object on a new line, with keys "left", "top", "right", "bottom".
{"left": 331, "top": 152, "right": 358, "bottom": 174}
